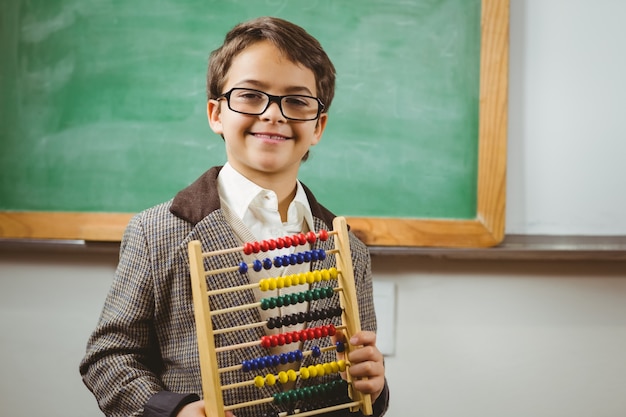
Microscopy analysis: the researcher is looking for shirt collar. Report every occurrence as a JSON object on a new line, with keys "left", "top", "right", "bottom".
{"left": 217, "top": 162, "right": 314, "bottom": 233}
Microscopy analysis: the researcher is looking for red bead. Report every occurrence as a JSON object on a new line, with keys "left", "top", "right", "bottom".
{"left": 291, "top": 331, "right": 300, "bottom": 343}
{"left": 306, "top": 231, "right": 317, "bottom": 244}
{"left": 268, "top": 239, "right": 277, "bottom": 250}
{"left": 275, "top": 238, "right": 284, "bottom": 249}
{"left": 283, "top": 236, "right": 292, "bottom": 248}
{"left": 253, "top": 241, "right": 261, "bottom": 253}
{"left": 243, "top": 242, "right": 254, "bottom": 255}
{"left": 307, "top": 329, "right": 316, "bottom": 340}
{"left": 314, "top": 327, "right": 322, "bottom": 338}
{"left": 320, "top": 326, "right": 329, "bottom": 337}
{"left": 260, "top": 240, "right": 270, "bottom": 252}
{"left": 296, "top": 233, "right": 307, "bottom": 245}
{"left": 284, "top": 333, "right": 293, "bottom": 344}
{"left": 327, "top": 325, "right": 336, "bottom": 336}
{"left": 318, "top": 229, "right": 329, "bottom": 241}
{"left": 299, "top": 330, "right": 308, "bottom": 341}
{"left": 277, "top": 334, "right": 286, "bottom": 346}
{"left": 270, "top": 335, "right": 279, "bottom": 347}
{"left": 261, "top": 336, "right": 271, "bottom": 348}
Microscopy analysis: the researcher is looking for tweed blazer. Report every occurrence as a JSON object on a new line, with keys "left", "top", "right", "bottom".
{"left": 80, "top": 167, "right": 388, "bottom": 417}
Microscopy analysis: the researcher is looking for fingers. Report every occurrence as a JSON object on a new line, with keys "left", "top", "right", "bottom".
{"left": 344, "top": 331, "right": 386, "bottom": 402}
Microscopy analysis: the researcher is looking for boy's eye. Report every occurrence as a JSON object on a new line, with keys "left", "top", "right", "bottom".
{"left": 235, "top": 90, "right": 265, "bottom": 101}
{"left": 284, "top": 96, "right": 311, "bottom": 107}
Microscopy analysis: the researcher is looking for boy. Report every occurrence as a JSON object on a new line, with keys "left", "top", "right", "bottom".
{"left": 80, "top": 16, "right": 389, "bottom": 417}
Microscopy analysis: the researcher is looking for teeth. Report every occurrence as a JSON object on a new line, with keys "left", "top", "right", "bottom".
{"left": 257, "top": 134, "right": 285, "bottom": 140}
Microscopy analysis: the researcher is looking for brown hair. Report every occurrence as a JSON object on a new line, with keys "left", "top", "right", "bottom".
{"left": 207, "top": 16, "right": 336, "bottom": 112}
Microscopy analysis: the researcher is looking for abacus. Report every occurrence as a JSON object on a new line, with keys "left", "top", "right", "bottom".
{"left": 188, "top": 216, "right": 373, "bottom": 417}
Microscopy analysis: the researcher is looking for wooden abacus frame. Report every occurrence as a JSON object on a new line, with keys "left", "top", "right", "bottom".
{"left": 188, "top": 216, "right": 372, "bottom": 417}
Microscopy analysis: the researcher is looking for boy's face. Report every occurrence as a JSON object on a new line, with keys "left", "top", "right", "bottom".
{"left": 207, "top": 40, "right": 327, "bottom": 184}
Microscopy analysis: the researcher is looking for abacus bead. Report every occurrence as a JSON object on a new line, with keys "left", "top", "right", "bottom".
{"left": 318, "top": 249, "right": 327, "bottom": 260}
{"left": 296, "top": 253, "right": 305, "bottom": 264}
{"left": 287, "top": 369, "right": 297, "bottom": 381}
{"left": 316, "top": 364, "right": 325, "bottom": 376}
{"left": 270, "top": 335, "right": 279, "bottom": 347}
{"left": 298, "top": 273, "right": 307, "bottom": 285}
{"left": 275, "top": 238, "right": 285, "bottom": 249}
{"left": 260, "top": 299, "right": 269, "bottom": 310}
{"left": 254, "top": 375, "right": 265, "bottom": 388}
{"left": 312, "top": 289, "right": 321, "bottom": 300}
{"left": 337, "top": 359, "right": 347, "bottom": 372}
{"left": 253, "top": 241, "right": 261, "bottom": 253}
{"left": 253, "top": 260, "right": 263, "bottom": 272}
{"left": 283, "top": 236, "right": 292, "bottom": 248}
{"left": 297, "top": 292, "right": 306, "bottom": 303}
{"left": 295, "top": 350, "right": 303, "bottom": 360}
{"left": 273, "top": 257, "right": 282, "bottom": 268}
{"left": 329, "top": 267, "right": 338, "bottom": 279}
{"left": 243, "top": 242, "right": 254, "bottom": 255}
{"left": 266, "top": 317, "right": 276, "bottom": 329}
{"left": 303, "top": 251, "right": 312, "bottom": 262}
{"left": 299, "top": 367, "right": 310, "bottom": 379}
{"left": 284, "top": 333, "right": 293, "bottom": 344}
{"left": 289, "top": 293, "right": 299, "bottom": 305}
{"left": 307, "top": 329, "right": 316, "bottom": 340}
{"left": 273, "top": 392, "right": 283, "bottom": 405}
{"left": 281, "top": 255, "right": 290, "bottom": 266}
{"left": 241, "top": 360, "right": 251, "bottom": 372}
{"left": 258, "top": 357, "right": 267, "bottom": 368}
{"left": 289, "top": 254, "right": 298, "bottom": 265}
{"left": 320, "top": 326, "right": 329, "bottom": 337}
{"left": 321, "top": 269, "right": 330, "bottom": 281}
{"left": 277, "top": 334, "right": 286, "bottom": 346}
{"left": 260, "top": 240, "right": 270, "bottom": 252}
{"left": 276, "top": 277, "right": 285, "bottom": 289}
{"left": 278, "top": 371, "right": 288, "bottom": 384}
{"left": 263, "top": 258, "right": 273, "bottom": 270}
{"left": 271, "top": 355, "right": 280, "bottom": 366}
{"left": 319, "top": 229, "right": 329, "bottom": 241}
{"left": 297, "top": 312, "right": 306, "bottom": 324}
{"left": 324, "top": 363, "right": 333, "bottom": 374}
{"left": 308, "top": 365, "right": 318, "bottom": 378}
{"left": 314, "top": 327, "right": 323, "bottom": 338}
{"left": 327, "top": 324, "right": 337, "bottom": 336}
{"left": 306, "top": 231, "right": 317, "bottom": 243}
{"left": 330, "top": 361, "right": 339, "bottom": 373}
{"left": 284, "top": 275, "right": 293, "bottom": 287}
{"left": 287, "top": 351, "right": 296, "bottom": 362}
{"left": 288, "top": 390, "right": 298, "bottom": 403}
{"left": 279, "top": 353, "right": 289, "bottom": 365}
{"left": 275, "top": 296, "right": 284, "bottom": 307}
{"left": 261, "top": 336, "right": 271, "bottom": 348}
{"left": 268, "top": 279, "right": 277, "bottom": 291}
{"left": 304, "top": 291, "right": 313, "bottom": 302}
{"left": 266, "top": 373, "right": 276, "bottom": 386}
{"left": 311, "top": 346, "right": 321, "bottom": 358}
{"left": 336, "top": 341, "right": 345, "bottom": 352}
{"left": 268, "top": 239, "right": 277, "bottom": 250}
{"left": 306, "top": 272, "right": 315, "bottom": 284}
{"left": 298, "top": 330, "right": 308, "bottom": 341}
{"left": 297, "top": 233, "right": 307, "bottom": 245}
{"left": 238, "top": 262, "right": 248, "bottom": 274}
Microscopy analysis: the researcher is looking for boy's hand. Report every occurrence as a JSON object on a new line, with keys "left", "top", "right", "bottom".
{"left": 339, "top": 330, "right": 386, "bottom": 403}
{"left": 177, "top": 400, "right": 236, "bottom": 417}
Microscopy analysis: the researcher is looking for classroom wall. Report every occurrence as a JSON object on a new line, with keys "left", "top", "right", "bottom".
{"left": 1, "top": 1, "right": 625, "bottom": 416}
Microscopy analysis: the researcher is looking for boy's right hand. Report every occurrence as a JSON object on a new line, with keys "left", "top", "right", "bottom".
{"left": 177, "top": 400, "right": 236, "bottom": 417}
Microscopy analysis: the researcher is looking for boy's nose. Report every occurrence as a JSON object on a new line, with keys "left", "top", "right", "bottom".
{"left": 261, "top": 101, "right": 286, "bottom": 122}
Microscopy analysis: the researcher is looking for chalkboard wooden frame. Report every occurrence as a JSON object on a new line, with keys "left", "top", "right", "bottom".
{"left": 0, "top": 0, "right": 508, "bottom": 247}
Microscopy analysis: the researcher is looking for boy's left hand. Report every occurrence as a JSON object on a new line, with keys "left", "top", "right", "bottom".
{"left": 344, "top": 330, "right": 386, "bottom": 403}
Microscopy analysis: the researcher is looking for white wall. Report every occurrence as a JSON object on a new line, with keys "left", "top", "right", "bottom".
{"left": 1, "top": 1, "right": 626, "bottom": 416}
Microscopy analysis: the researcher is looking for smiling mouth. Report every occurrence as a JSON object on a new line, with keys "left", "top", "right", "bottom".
{"left": 253, "top": 133, "right": 290, "bottom": 141}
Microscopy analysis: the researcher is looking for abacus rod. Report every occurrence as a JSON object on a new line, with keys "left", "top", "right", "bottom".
{"left": 223, "top": 396, "right": 274, "bottom": 411}
{"left": 213, "top": 320, "right": 265, "bottom": 335}
{"left": 208, "top": 282, "right": 258, "bottom": 296}
{"left": 218, "top": 344, "right": 339, "bottom": 373}
{"left": 210, "top": 301, "right": 261, "bottom": 317}
{"left": 281, "top": 402, "right": 361, "bottom": 417}
{"left": 215, "top": 340, "right": 260, "bottom": 353}
{"left": 201, "top": 230, "right": 339, "bottom": 259}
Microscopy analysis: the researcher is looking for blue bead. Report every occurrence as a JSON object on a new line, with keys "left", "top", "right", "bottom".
{"left": 296, "top": 253, "right": 305, "bottom": 264}
{"left": 258, "top": 357, "right": 267, "bottom": 369}
{"left": 238, "top": 262, "right": 248, "bottom": 274}
{"left": 242, "top": 360, "right": 251, "bottom": 372}
{"left": 336, "top": 341, "right": 345, "bottom": 353}
{"left": 273, "top": 257, "right": 282, "bottom": 267}
{"left": 318, "top": 249, "right": 326, "bottom": 260}
{"left": 263, "top": 258, "right": 273, "bottom": 270}
{"left": 303, "top": 251, "right": 312, "bottom": 262}
{"left": 282, "top": 255, "right": 290, "bottom": 266}
{"left": 288, "top": 351, "right": 296, "bottom": 362}
{"left": 310, "top": 250, "right": 319, "bottom": 261}
{"left": 294, "top": 350, "right": 303, "bottom": 361}
{"left": 311, "top": 346, "right": 321, "bottom": 358}
{"left": 253, "top": 260, "right": 263, "bottom": 272}
{"left": 271, "top": 355, "right": 280, "bottom": 366}
{"left": 279, "top": 353, "right": 289, "bottom": 364}
{"left": 289, "top": 254, "right": 298, "bottom": 265}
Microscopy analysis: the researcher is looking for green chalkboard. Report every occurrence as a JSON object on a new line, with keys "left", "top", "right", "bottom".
{"left": 0, "top": 0, "right": 508, "bottom": 247}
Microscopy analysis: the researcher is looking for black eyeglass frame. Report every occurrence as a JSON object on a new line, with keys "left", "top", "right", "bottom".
{"left": 216, "top": 87, "right": 326, "bottom": 121}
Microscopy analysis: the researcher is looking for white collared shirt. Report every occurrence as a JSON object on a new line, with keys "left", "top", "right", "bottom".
{"left": 217, "top": 162, "right": 314, "bottom": 242}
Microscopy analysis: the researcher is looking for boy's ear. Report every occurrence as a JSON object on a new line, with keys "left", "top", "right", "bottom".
{"left": 312, "top": 113, "right": 328, "bottom": 145}
{"left": 207, "top": 100, "right": 223, "bottom": 135}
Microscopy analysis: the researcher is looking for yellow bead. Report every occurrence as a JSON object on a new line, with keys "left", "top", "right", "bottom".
{"left": 254, "top": 375, "right": 265, "bottom": 388}
{"left": 321, "top": 269, "right": 330, "bottom": 281}
{"left": 287, "top": 369, "right": 297, "bottom": 381}
{"left": 284, "top": 275, "right": 293, "bottom": 287}
{"left": 266, "top": 373, "right": 276, "bottom": 386}
{"left": 324, "top": 362, "right": 333, "bottom": 374}
{"left": 268, "top": 278, "right": 277, "bottom": 291}
{"left": 278, "top": 371, "right": 288, "bottom": 384}
{"left": 298, "top": 273, "right": 307, "bottom": 285}
{"left": 299, "top": 367, "right": 310, "bottom": 379}
{"left": 308, "top": 365, "right": 318, "bottom": 378}
{"left": 330, "top": 267, "right": 338, "bottom": 279}
{"left": 313, "top": 270, "right": 322, "bottom": 282}
{"left": 276, "top": 277, "right": 285, "bottom": 289}
{"left": 338, "top": 360, "right": 347, "bottom": 372}
{"left": 259, "top": 279, "right": 269, "bottom": 292}
{"left": 306, "top": 272, "right": 315, "bottom": 284}
{"left": 316, "top": 364, "right": 325, "bottom": 377}
{"left": 330, "top": 361, "right": 339, "bottom": 373}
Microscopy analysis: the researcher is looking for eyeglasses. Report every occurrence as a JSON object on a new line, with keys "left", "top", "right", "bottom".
{"left": 217, "top": 88, "right": 325, "bottom": 121}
